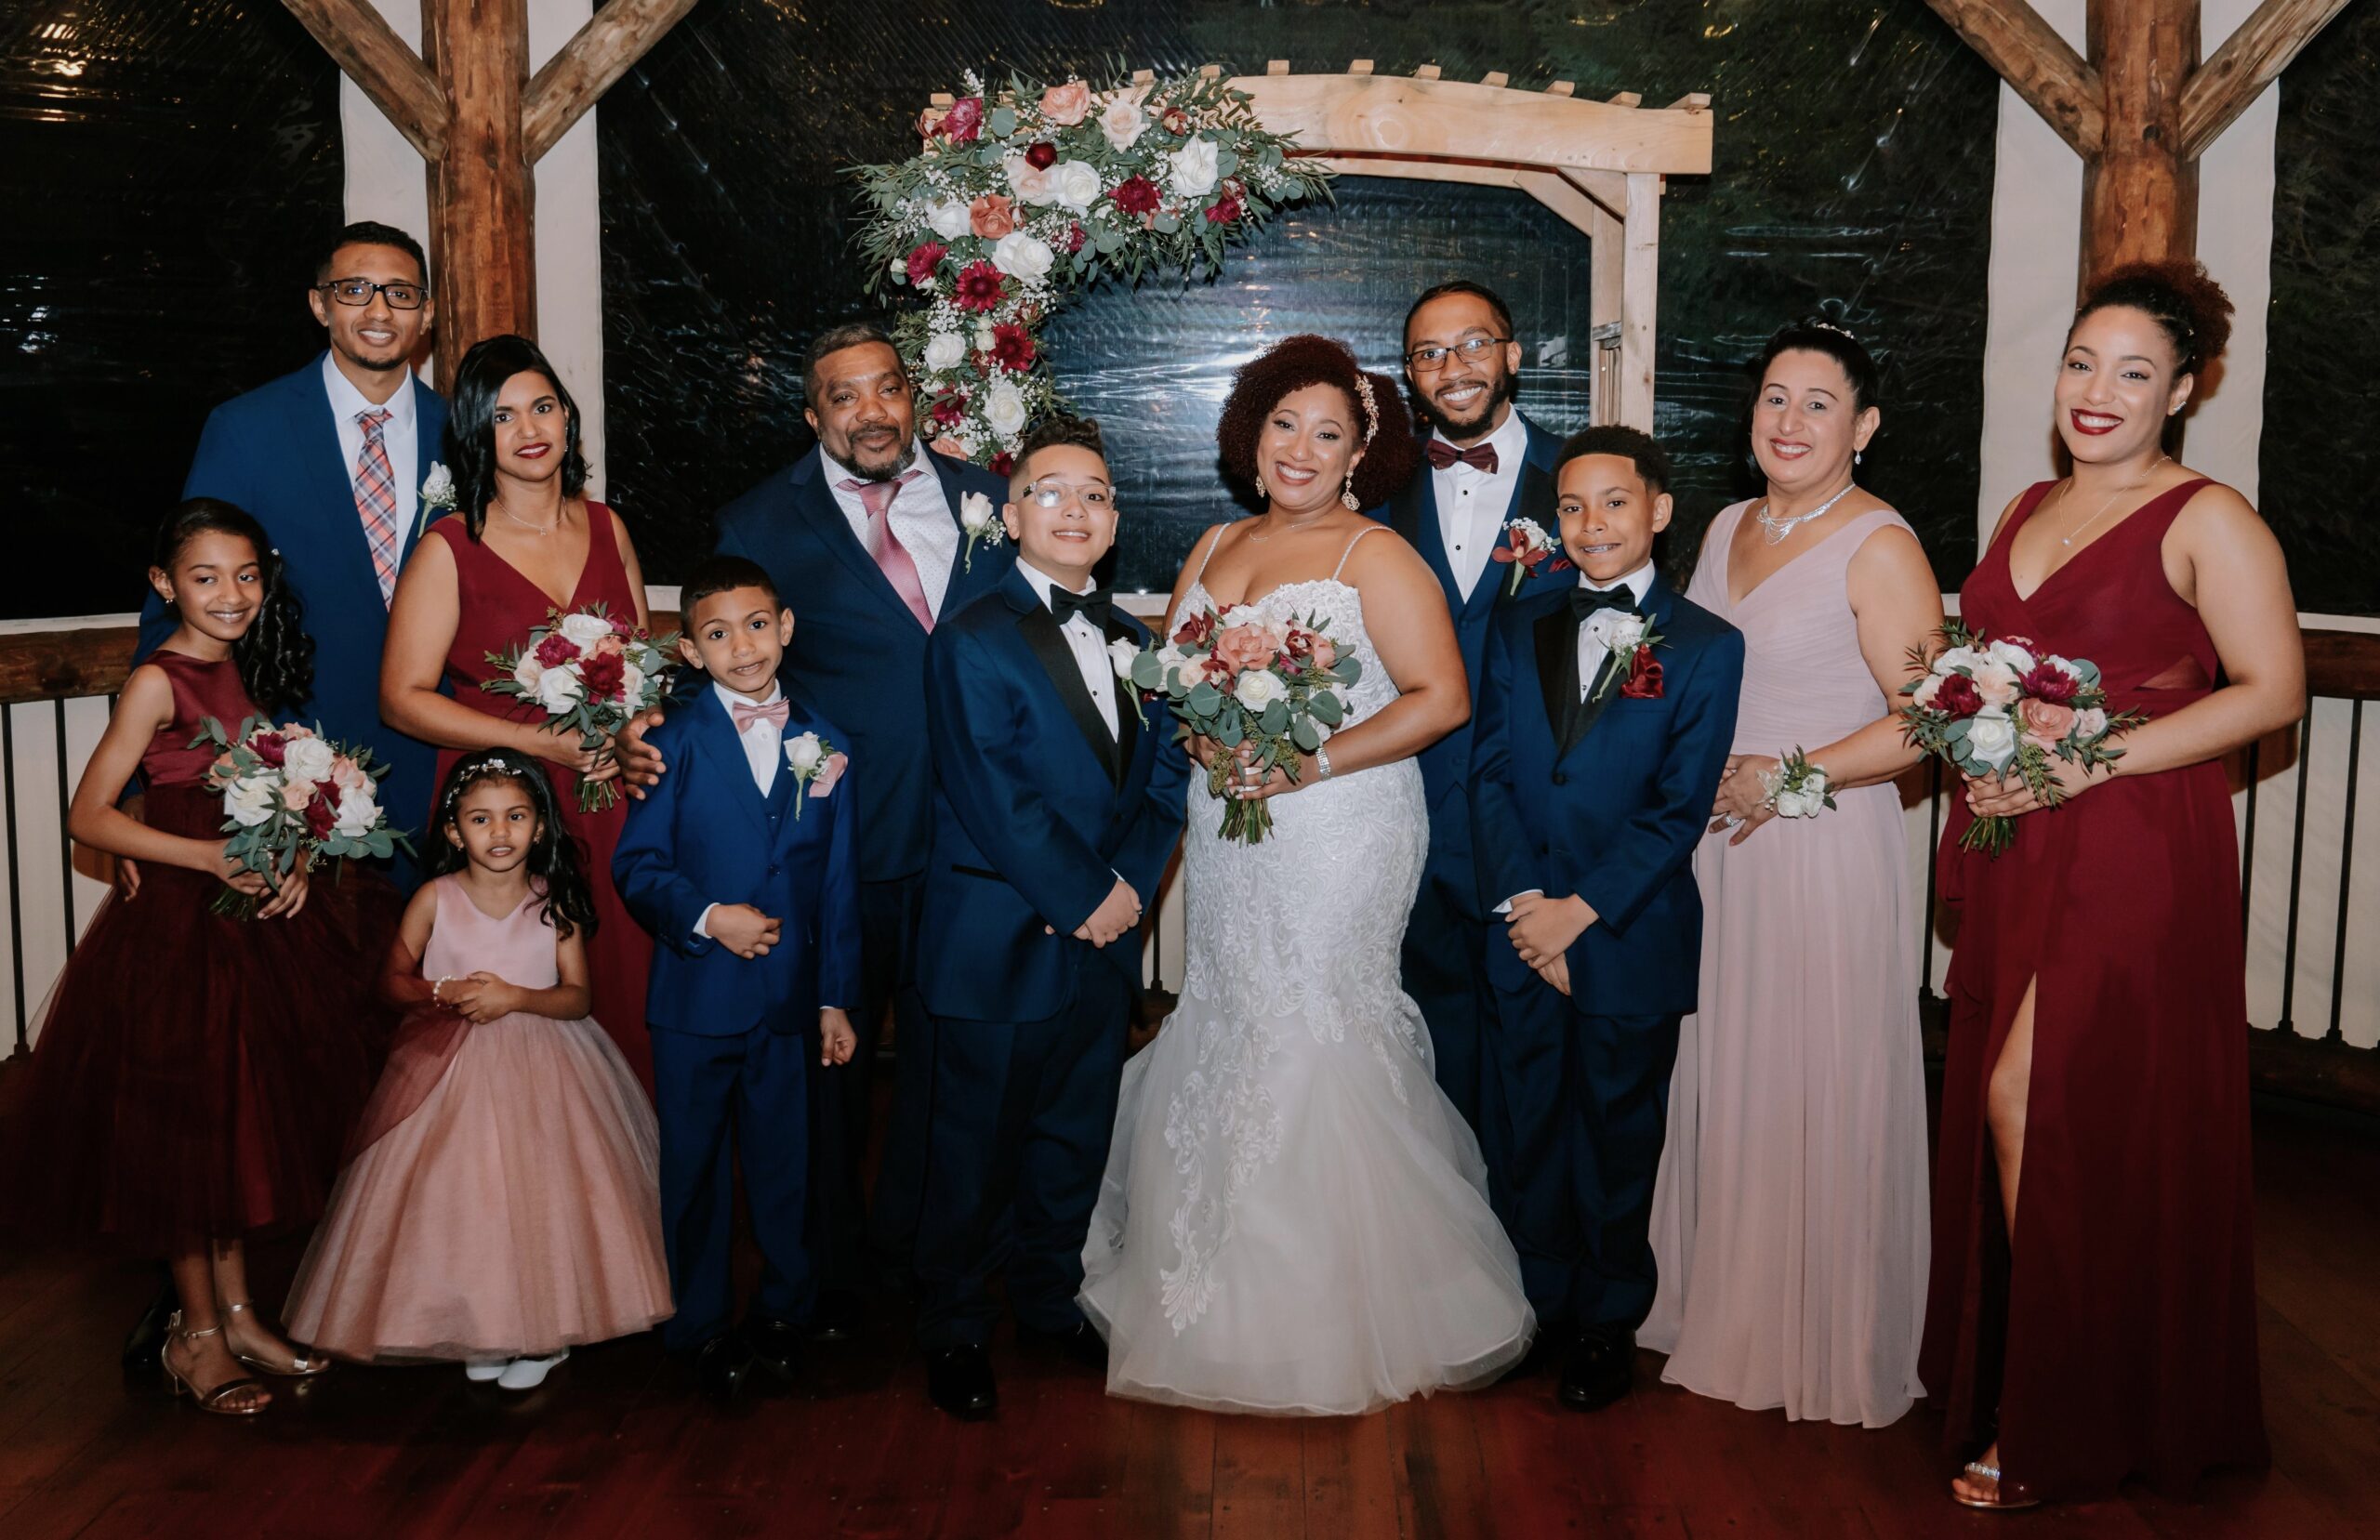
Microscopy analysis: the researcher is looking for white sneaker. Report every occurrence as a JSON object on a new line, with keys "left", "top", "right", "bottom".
{"left": 465, "top": 1359, "right": 510, "bottom": 1383}
{"left": 496, "top": 1350, "right": 569, "bottom": 1390}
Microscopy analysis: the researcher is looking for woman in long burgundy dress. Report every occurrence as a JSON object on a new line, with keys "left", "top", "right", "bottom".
{"left": 1923, "top": 263, "right": 2303, "bottom": 1508}
{"left": 381, "top": 335, "right": 656, "bottom": 1086}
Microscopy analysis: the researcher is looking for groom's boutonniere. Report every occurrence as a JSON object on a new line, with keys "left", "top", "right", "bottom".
{"left": 416, "top": 462, "right": 456, "bottom": 536}
{"left": 957, "top": 491, "right": 1004, "bottom": 572}
{"left": 1489, "top": 518, "right": 1571, "bottom": 597}
{"left": 1591, "top": 612, "right": 1666, "bottom": 703}
{"left": 784, "top": 731, "right": 848, "bottom": 818}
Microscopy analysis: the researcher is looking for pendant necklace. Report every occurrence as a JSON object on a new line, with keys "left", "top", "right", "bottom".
{"left": 1244, "top": 510, "right": 1331, "bottom": 544}
{"left": 1753, "top": 480, "right": 1858, "bottom": 546}
{"left": 2057, "top": 455, "right": 2171, "bottom": 546}
{"left": 495, "top": 499, "right": 562, "bottom": 536}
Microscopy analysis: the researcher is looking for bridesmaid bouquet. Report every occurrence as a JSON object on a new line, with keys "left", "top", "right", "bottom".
{"left": 482, "top": 603, "right": 679, "bottom": 812}
{"left": 199, "top": 716, "right": 410, "bottom": 918}
{"left": 1129, "top": 602, "right": 1363, "bottom": 845}
{"left": 1898, "top": 621, "right": 2144, "bottom": 856}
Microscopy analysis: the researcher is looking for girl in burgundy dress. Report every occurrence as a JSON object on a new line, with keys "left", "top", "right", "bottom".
{"left": 0, "top": 501, "right": 396, "bottom": 1414}
{"left": 381, "top": 335, "right": 656, "bottom": 1086}
{"left": 1923, "top": 263, "right": 2305, "bottom": 1508}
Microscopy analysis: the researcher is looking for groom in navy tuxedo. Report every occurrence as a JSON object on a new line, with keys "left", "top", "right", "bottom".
{"left": 707, "top": 322, "right": 1013, "bottom": 1335}
{"left": 908, "top": 417, "right": 1185, "bottom": 1420}
{"left": 1471, "top": 427, "right": 1742, "bottom": 1413}
{"left": 1376, "top": 281, "right": 1576, "bottom": 1136}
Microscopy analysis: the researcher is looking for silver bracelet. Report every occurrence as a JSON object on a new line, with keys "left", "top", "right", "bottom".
{"left": 1315, "top": 744, "right": 1334, "bottom": 781}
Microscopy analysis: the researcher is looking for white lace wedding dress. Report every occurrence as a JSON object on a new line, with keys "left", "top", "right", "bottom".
{"left": 1078, "top": 536, "right": 1534, "bottom": 1415}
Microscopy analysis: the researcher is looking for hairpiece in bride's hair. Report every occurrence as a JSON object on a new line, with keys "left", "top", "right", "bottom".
{"left": 1351, "top": 370, "right": 1381, "bottom": 443}
{"left": 1810, "top": 320, "right": 1858, "bottom": 341}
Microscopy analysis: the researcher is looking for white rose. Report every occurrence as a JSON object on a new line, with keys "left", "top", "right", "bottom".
{"left": 922, "top": 331, "right": 966, "bottom": 373}
{"left": 973, "top": 322, "right": 996, "bottom": 351}
{"left": 1108, "top": 638, "right": 1141, "bottom": 679}
{"left": 535, "top": 664, "right": 585, "bottom": 714}
{"left": 282, "top": 735, "right": 335, "bottom": 787}
{"left": 1804, "top": 767, "right": 1831, "bottom": 796}
{"left": 959, "top": 491, "right": 997, "bottom": 533}
{"left": 557, "top": 612, "right": 615, "bottom": 650}
{"left": 1775, "top": 786, "right": 1823, "bottom": 819}
{"left": 1002, "top": 154, "right": 1057, "bottom": 205}
{"left": 2074, "top": 706, "right": 2109, "bottom": 740}
{"left": 1167, "top": 136, "right": 1220, "bottom": 199}
{"left": 991, "top": 230, "right": 1054, "bottom": 284}
{"left": 618, "top": 662, "right": 646, "bottom": 707}
{"left": 1098, "top": 94, "right": 1146, "bottom": 151}
{"left": 1965, "top": 711, "right": 2018, "bottom": 770}
{"left": 1233, "top": 670, "right": 1285, "bottom": 710}
{"left": 1987, "top": 638, "right": 2037, "bottom": 672}
{"left": 983, "top": 377, "right": 1029, "bottom": 439}
{"left": 420, "top": 461, "right": 455, "bottom": 509}
{"left": 1052, "top": 159, "right": 1103, "bottom": 213}
{"left": 1935, "top": 645, "right": 1987, "bottom": 677}
{"left": 510, "top": 652, "right": 546, "bottom": 691}
{"left": 1217, "top": 604, "right": 1265, "bottom": 631}
{"left": 1157, "top": 642, "right": 1193, "bottom": 681}
{"left": 225, "top": 775, "right": 277, "bottom": 828}
{"left": 1602, "top": 613, "right": 1648, "bottom": 652}
{"left": 928, "top": 199, "right": 972, "bottom": 241}
{"left": 1911, "top": 674, "right": 1942, "bottom": 709}
{"left": 785, "top": 731, "right": 826, "bottom": 776}
{"left": 332, "top": 785, "right": 381, "bottom": 838}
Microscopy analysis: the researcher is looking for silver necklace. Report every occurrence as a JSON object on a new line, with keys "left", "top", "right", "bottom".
{"left": 1753, "top": 480, "right": 1858, "bottom": 546}
{"left": 2057, "top": 455, "right": 2171, "bottom": 546}
{"left": 1244, "top": 510, "right": 1333, "bottom": 544}
{"left": 494, "top": 499, "right": 562, "bottom": 536}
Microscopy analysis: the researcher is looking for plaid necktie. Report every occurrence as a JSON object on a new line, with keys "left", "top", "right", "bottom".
{"left": 353, "top": 408, "right": 402, "bottom": 604}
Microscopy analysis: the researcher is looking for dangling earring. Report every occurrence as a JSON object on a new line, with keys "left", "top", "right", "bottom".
{"left": 1255, "top": 473, "right": 1266, "bottom": 497}
{"left": 1855, "top": 449, "right": 1863, "bottom": 467}
{"left": 1340, "top": 477, "right": 1360, "bottom": 512}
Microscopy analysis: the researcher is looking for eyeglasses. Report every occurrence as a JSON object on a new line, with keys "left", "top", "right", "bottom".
{"left": 1404, "top": 336, "right": 1512, "bottom": 371}
{"left": 317, "top": 279, "right": 426, "bottom": 310}
{"left": 1025, "top": 480, "right": 1114, "bottom": 512}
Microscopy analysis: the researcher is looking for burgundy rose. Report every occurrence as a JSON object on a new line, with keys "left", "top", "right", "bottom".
{"left": 905, "top": 240, "right": 946, "bottom": 286}
{"left": 1934, "top": 673, "right": 1985, "bottom": 718}
{"left": 990, "top": 323, "right": 1036, "bottom": 373}
{"left": 2020, "top": 660, "right": 2081, "bottom": 704}
{"left": 954, "top": 260, "right": 1006, "bottom": 312}
{"left": 942, "top": 96, "right": 984, "bottom": 143}
{"left": 1161, "top": 106, "right": 1190, "bottom": 136}
{"left": 1204, "top": 192, "right": 1243, "bottom": 225}
{"left": 929, "top": 390, "right": 968, "bottom": 428}
{"left": 534, "top": 631, "right": 580, "bottom": 667}
{"left": 988, "top": 451, "right": 1015, "bottom": 478}
{"left": 1065, "top": 221, "right": 1086, "bottom": 254}
{"left": 251, "top": 731, "right": 286, "bottom": 768}
{"left": 1025, "top": 140, "right": 1058, "bottom": 170}
{"left": 1109, "top": 175, "right": 1161, "bottom": 217}
{"left": 578, "top": 651, "right": 626, "bottom": 703}
{"left": 1620, "top": 652, "right": 1665, "bottom": 700}
{"left": 304, "top": 792, "right": 337, "bottom": 841}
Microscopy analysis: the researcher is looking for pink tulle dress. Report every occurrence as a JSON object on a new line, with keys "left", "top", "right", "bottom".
{"left": 284, "top": 875, "right": 672, "bottom": 1361}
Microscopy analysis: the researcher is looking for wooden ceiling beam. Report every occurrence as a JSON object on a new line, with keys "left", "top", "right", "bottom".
{"left": 1921, "top": 0, "right": 2108, "bottom": 155}
{"left": 522, "top": 0, "right": 700, "bottom": 163}
{"left": 279, "top": 0, "right": 448, "bottom": 161}
{"left": 2177, "top": 0, "right": 2355, "bottom": 159}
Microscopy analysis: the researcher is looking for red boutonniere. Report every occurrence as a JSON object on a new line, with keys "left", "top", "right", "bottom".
{"left": 1619, "top": 649, "right": 1664, "bottom": 699}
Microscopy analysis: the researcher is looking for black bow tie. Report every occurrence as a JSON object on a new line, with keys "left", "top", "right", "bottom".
{"left": 1051, "top": 586, "right": 1114, "bottom": 628}
{"left": 1570, "top": 586, "right": 1642, "bottom": 623}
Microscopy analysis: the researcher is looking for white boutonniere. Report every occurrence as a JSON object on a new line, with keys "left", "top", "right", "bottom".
{"left": 784, "top": 731, "right": 847, "bottom": 818}
{"left": 1588, "top": 611, "right": 1666, "bottom": 703}
{"left": 958, "top": 491, "right": 1004, "bottom": 572}
{"left": 416, "top": 462, "right": 456, "bottom": 535}
{"left": 1106, "top": 637, "right": 1139, "bottom": 681}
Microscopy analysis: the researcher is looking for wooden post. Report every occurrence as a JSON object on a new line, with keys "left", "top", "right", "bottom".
{"left": 2081, "top": 0, "right": 2199, "bottom": 281}
{"left": 421, "top": 0, "right": 536, "bottom": 378}
{"left": 1619, "top": 172, "right": 1662, "bottom": 431}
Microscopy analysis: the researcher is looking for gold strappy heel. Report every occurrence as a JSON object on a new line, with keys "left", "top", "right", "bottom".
{"left": 223, "top": 1300, "right": 333, "bottom": 1378}
{"left": 161, "top": 1312, "right": 270, "bottom": 1415}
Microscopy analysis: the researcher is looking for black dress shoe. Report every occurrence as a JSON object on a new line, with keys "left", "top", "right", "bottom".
{"left": 694, "top": 1331, "right": 758, "bottom": 1404}
{"left": 1499, "top": 1322, "right": 1580, "bottom": 1385}
{"left": 926, "top": 1344, "right": 998, "bottom": 1420}
{"left": 808, "top": 1289, "right": 863, "bottom": 1344}
{"left": 743, "top": 1317, "right": 803, "bottom": 1382}
{"left": 120, "top": 1276, "right": 178, "bottom": 1381}
{"left": 1558, "top": 1327, "right": 1634, "bottom": 1412}
{"left": 1016, "top": 1320, "right": 1108, "bottom": 1372}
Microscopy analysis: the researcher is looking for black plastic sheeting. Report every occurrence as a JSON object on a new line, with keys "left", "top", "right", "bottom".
{"left": 2263, "top": 6, "right": 2380, "bottom": 618}
{"left": 2, "top": 1, "right": 346, "bottom": 620}
{"left": 600, "top": 0, "right": 2001, "bottom": 595}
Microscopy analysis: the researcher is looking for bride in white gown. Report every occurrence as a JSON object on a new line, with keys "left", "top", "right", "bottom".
{"left": 1079, "top": 336, "right": 1533, "bottom": 1415}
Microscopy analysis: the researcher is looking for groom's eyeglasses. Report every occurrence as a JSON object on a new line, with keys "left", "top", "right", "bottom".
{"left": 1404, "top": 336, "right": 1511, "bottom": 371}
{"left": 1025, "top": 480, "right": 1114, "bottom": 512}
{"left": 316, "top": 278, "right": 427, "bottom": 310}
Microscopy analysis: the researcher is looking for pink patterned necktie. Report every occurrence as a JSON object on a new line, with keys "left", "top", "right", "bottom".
{"left": 352, "top": 408, "right": 403, "bottom": 604}
{"left": 842, "top": 471, "right": 934, "bottom": 630}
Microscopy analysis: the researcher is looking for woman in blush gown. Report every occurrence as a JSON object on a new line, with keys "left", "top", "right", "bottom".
{"left": 1079, "top": 336, "right": 1533, "bottom": 1415}
{"left": 380, "top": 334, "right": 656, "bottom": 1086}
{"left": 1643, "top": 321, "right": 1939, "bottom": 1428}
{"left": 1924, "top": 264, "right": 2298, "bottom": 1509}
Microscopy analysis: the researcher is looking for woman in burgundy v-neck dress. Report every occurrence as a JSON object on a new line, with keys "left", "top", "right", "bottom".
{"left": 1921, "top": 264, "right": 2303, "bottom": 1509}
{"left": 382, "top": 336, "right": 656, "bottom": 1086}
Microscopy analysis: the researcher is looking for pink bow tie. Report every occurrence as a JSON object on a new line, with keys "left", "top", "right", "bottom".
{"left": 731, "top": 697, "right": 789, "bottom": 732}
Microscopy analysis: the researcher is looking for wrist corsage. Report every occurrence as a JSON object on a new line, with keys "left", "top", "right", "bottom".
{"left": 1760, "top": 746, "right": 1836, "bottom": 818}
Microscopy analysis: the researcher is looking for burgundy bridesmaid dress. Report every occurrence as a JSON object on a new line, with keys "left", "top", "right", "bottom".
{"left": 424, "top": 508, "right": 654, "bottom": 1087}
{"left": 1921, "top": 478, "right": 2268, "bottom": 1500}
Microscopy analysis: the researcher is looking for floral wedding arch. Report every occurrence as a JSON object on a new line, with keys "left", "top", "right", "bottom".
{"left": 854, "top": 61, "right": 1713, "bottom": 469}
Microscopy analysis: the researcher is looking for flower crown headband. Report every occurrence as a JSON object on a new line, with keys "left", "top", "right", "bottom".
{"left": 441, "top": 753, "right": 546, "bottom": 815}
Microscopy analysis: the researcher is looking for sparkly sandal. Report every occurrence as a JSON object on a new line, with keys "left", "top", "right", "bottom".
{"left": 1952, "top": 1459, "right": 2040, "bottom": 1511}
{"left": 223, "top": 1300, "right": 333, "bottom": 1378}
{"left": 161, "top": 1313, "right": 270, "bottom": 1415}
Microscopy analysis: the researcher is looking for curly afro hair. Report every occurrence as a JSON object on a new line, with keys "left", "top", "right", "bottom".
{"left": 2072, "top": 259, "right": 2235, "bottom": 377}
{"left": 1217, "top": 335, "right": 1421, "bottom": 509}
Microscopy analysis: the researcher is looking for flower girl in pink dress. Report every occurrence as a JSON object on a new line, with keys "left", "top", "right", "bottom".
{"left": 285, "top": 749, "right": 672, "bottom": 1389}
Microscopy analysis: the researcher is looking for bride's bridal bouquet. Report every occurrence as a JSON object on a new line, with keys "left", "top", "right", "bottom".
{"left": 1898, "top": 621, "right": 2142, "bottom": 857}
{"left": 200, "top": 716, "right": 409, "bottom": 917}
{"left": 483, "top": 602, "right": 679, "bottom": 811}
{"left": 1130, "top": 603, "right": 1363, "bottom": 845}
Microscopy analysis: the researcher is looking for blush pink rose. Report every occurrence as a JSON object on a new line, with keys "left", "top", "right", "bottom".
{"left": 969, "top": 193, "right": 1017, "bottom": 239}
{"left": 1307, "top": 635, "right": 1337, "bottom": 670}
{"left": 1211, "top": 624, "right": 1277, "bottom": 675}
{"left": 1040, "top": 80, "right": 1092, "bottom": 126}
{"left": 1969, "top": 659, "right": 2021, "bottom": 708}
{"left": 2074, "top": 706, "right": 2109, "bottom": 740}
{"left": 2020, "top": 698, "right": 2079, "bottom": 742}
{"left": 331, "top": 757, "right": 370, "bottom": 793}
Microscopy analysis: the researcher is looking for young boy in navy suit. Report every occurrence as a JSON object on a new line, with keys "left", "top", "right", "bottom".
{"left": 1469, "top": 427, "right": 1744, "bottom": 1414}
{"left": 910, "top": 416, "right": 1187, "bottom": 1420}
{"left": 614, "top": 555, "right": 861, "bottom": 1402}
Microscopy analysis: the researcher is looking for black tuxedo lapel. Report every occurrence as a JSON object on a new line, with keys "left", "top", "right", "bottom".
{"left": 1102, "top": 615, "right": 1144, "bottom": 784}
{"left": 1016, "top": 602, "right": 1124, "bottom": 784}
{"left": 1534, "top": 606, "right": 1581, "bottom": 751}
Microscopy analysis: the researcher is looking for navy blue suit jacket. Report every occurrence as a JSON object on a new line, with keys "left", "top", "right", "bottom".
{"left": 915, "top": 567, "right": 1187, "bottom": 1024}
{"left": 146, "top": 355, "right": 444, "bottom": 872}
{"left": 614, "top": 689, "right": 863, "bottom": 1038}
{"left": 713, "top": 446, "right": 1013, "bottom": 888}
{"left": 1374, "top": 415, "right": 1575, "bottom": 916}
{"left": 1469, "top": 574, "right": 1744, "bottom": 1018}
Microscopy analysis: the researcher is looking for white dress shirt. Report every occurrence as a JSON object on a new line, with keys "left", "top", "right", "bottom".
{"left": 692, "top": 680, "right": 785, "bottom": 940}
{"left": 1575, "top": 560, "right": 1658, "bottom": 699}
{"left": 823, "top": 441, "right": 962, "bottom": 616}
{"left": 323, "top": 352, "right": 419, "bottom": 535}
{"left": 1019, "top": 560, "right": 1119, "bottom": 738}
{"left": 1429, "top": 407, "right": 1530, "bottom": 601}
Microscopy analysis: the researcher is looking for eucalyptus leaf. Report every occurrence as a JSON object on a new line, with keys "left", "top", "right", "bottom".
{"left": 987, "top": 107, "right": 1018, "bottom": 138}
{"left": 1292, "top": 717, "right": 1321, "bottom": 753}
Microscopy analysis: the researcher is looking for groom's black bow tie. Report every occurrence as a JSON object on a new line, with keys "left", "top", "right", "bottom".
{"left": 1051, "top": 586, "right": 1114, "bottom": 628}
{"left": 1570, "top": 586, "right": 1642, "bottom": 623}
